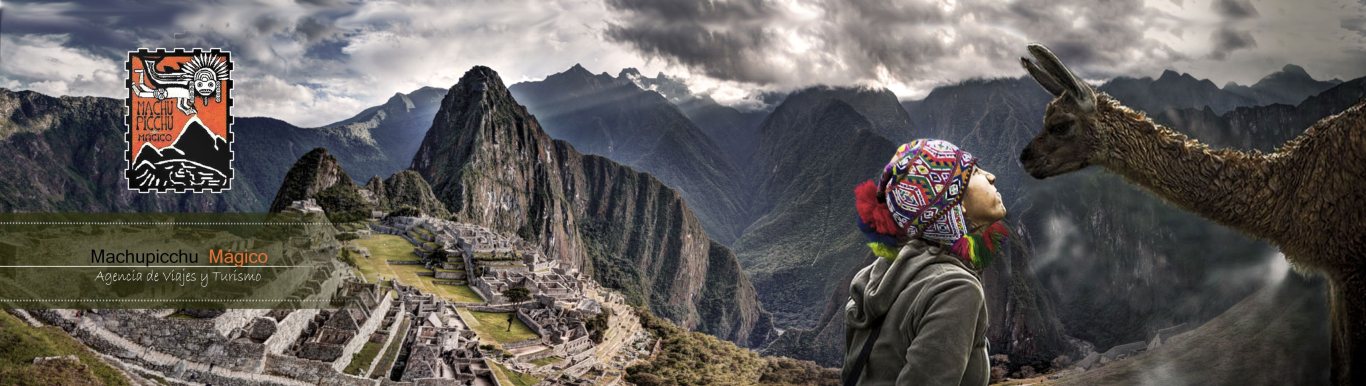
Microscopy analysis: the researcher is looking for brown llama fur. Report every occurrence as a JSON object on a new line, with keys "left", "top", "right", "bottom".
{"left": 1019, "top": 43, "right": 1365, "bottom": 385}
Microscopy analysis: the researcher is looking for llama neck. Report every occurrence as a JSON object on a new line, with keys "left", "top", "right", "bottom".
{"left": 1091, "top": 98, "right": 1286, "bottom": 242}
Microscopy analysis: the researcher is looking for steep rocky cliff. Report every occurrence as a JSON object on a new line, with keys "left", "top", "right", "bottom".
{"left": 734, "top": 90, "right": 897, "bottom": 332}
{"left": 411, "top": 66, "right": 775, "bottom": 347}
{"left": 510, "top": 65, "right": 755, "bottom": 244}
{"left": 378, "top": 170, "right": 450, "bottom": 218}
{"left": 267, "top": 147, "right": 373, "bottom": 223}
{"left": 268, "top": 148, "right": 355, "bottom": 213}
{"left": 268, "top": 148, "right": 450, "bottom": 224}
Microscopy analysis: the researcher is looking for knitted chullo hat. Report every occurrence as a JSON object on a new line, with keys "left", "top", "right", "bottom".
{"left": 854, "top": 139, "right": 1008, "bottom": 269}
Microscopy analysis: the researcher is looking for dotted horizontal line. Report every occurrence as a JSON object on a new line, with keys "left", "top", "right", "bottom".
{"left": 0, "top": 299, "right": 333, "bottom": 302}
{"left": 0, "top": 222, "right": 330, "bottom": 225}
{"left": 0, "top": 264, "right": 314, "bottom": 267}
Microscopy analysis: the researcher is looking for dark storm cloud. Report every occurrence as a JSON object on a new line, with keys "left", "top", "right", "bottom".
{"left": 295, "top": 16, "right": 337, "bottom": 42}
{"left": 1, "top": 0, "right": 196, "bottom": 57}
{"left": 605, "top": 22, "right": 777, "bottom": 83}
{"left": 603, "top": 0, "right": 1186, "bottom": 88}
{"left": 605, "top": 0, "right": 771, "bottom": 21}
{"left": 5, "top": 0, "right": 1364, "bottom": 123}
{"left": 294, "top": 0, "right": 350, "bottom": 6}
{"left": 1, "top": 0, "right": 356, "bottom": 61}
{"left": 0, "top": 0, "right": 372, "bottom": 124}
{"left": 1211, "top": 28, "right": 1258, "bottom": 60}
{"left": 1342, "top": 0, "right": 1366, "bottom": 39}
{"left": 604, "top": 0, "right": 781, "bottom": 83}
{"left": 1208, "top": 0, "right": 1260, "bottom": 60}
{"left": 1212, "top": 0, "right": 1259, "bottom": 19}
{"left": 5, "top": 0, "right": 651, "bottom": 126}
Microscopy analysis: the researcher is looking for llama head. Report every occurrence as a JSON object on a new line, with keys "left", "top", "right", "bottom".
{"left": 1018, "top": 44, "right": 1102, "bottom": 179}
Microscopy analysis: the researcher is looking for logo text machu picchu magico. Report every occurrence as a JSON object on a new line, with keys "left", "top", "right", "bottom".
{"left": 125, "top": 49, "right": 234, "bottom": 193}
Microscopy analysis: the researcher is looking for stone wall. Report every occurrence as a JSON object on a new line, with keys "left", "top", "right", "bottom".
{"left": 555, "top": 335, "right": 593, "bottom": 357}
{"left": 263, "top": 353, "right": 373, "bottom": 385}
{"left": 266, "top": 308, "right": 320, "bottom": 354}
{"left": 472, "top": 281, "right": 502, "bottom": 304}
{"left": 370, "top": 223, "right": 403, "bottom": 235}
{"left": 363, "top": 305, "right": 407, "bottom": 377}
{"left": 70, "top": 317, "right": 307, "bottom": 386}
{"left": 332, "top": 289, "right": 394, "bottom": 371}
{"left": 502, "top": 338, "right": 541, "bottom": 351}
{"left": 466, "top": 304, "right": 515, "bottom": 313}
{"left": 563, "top": 356, "right": 596, "bottom": 377}
{"left": 516, "top": 347, "right": 555, "bottom": 362}
{"left": 27, "top": 305, "right": 421, "bottom": 385}
{"left": 214, "top": 308, "right": 270, "bottom": 337}
{"left": 298, "top": 341, "right": 345, "bottom": 361}
{"left": 94, "top": 311, "right": 265, "bottom": 371}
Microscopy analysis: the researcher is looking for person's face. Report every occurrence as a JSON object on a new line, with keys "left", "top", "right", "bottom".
{"left": 963, "top": 167, "right": 1006, "bottom": 226}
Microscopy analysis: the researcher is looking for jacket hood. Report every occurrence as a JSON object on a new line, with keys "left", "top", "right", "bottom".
{"left": 845, "top": 239, "right": 976, "bottom": 329}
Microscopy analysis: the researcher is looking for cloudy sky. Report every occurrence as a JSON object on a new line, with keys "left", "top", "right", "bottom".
{"left": 2, "top": 0, "right": 1363, "bottom": 127}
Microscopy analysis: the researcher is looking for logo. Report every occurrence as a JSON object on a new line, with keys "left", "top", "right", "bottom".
{"left": 125, "top": 49, "right": 233, "bottom": 192}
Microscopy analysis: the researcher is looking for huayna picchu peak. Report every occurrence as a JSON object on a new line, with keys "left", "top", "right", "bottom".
{"left": 412, "top": 65, "right": 777, "bottom": 348}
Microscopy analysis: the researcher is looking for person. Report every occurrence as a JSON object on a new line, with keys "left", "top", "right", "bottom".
{"left": 842, "top": 139, "right": 1009, "bottom": 386}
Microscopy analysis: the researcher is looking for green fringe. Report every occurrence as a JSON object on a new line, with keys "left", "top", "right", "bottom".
{"left": 869, "top": 242, "right": 899, "bottom": 261}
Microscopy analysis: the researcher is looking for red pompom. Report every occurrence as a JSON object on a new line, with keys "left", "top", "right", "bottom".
{"left": 981, "top": 221, "right": 1009, "bottom": 252}
{"left": 855, "top": 180, "right": 900, "bottom": 236}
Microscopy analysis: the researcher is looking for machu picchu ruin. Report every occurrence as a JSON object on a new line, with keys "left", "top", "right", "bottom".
{"left": 9, "top": 212, "right": 653, "bottom": 386}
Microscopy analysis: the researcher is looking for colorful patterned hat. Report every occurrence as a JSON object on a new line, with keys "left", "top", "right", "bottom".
{"left": 882, "top": 139, "right": 975, "bottom": 243}
{"left": 854, "top": 139, "right": 1007, "bottom": 268}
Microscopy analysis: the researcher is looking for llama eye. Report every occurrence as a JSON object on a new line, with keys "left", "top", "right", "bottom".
{"left": 1047, "top": 122, "right": 1071, "bottom": 135}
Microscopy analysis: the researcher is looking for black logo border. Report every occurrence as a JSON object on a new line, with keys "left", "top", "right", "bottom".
{"left": 123, "top": 48, "right": 235, "bottom": 194}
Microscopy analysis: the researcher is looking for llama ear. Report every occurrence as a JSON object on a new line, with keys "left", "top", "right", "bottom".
{"left": 1027, "top": 44, "right": 1095, "bottom": 112}
{"left": 1021, "top": 57, "right": 1065, "bottom": 97}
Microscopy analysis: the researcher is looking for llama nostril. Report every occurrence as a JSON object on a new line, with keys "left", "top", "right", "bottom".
{"left": 1019, "top": 149, "right": 1035, "bottom": 163}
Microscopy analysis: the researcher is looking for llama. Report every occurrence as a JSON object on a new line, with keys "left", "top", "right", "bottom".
{"left": 1017, "top": 43, "right": 1365, "bottom": 384}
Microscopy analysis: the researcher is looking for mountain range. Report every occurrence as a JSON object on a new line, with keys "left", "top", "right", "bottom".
{"left": 618, "top": 68, "right": 771, "bottom": 168}
{"left": 508, "top": 64, "right": 756, "bottom": 245}
{"left": 0, "top": 60, "right": 1354, "bottom": 378}
{"left": 0, "top": 84, "right": 445, "bottom": 212}
{"left": 411, "top": 66, "right": 775, "bottom": 347}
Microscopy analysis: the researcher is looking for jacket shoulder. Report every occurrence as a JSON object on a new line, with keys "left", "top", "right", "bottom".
{"left": 896, "top": 260, "right": 985, "bottom": 313}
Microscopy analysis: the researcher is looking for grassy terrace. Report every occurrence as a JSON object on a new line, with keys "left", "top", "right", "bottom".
{"left": 0, "top": 311, "right": 130, "bottom": 385}
{"left": 439, "top": 285, "right": 485, "bottom": 303}
{"left": 368, "top": 317, "right": 411, "bottom": 379}
{"left": 491, "top": 360, "right": 541, "bottom": 386}
{"left": 350, "top": 234, "right": 484, "bottom": 304}
{"left": 530, "top": 355, "right": 562, "bottom": 367}
{"left": 346, "top": 234, "right": 539, "bottom": 384}
{"left": 343, "top": 341, "right": 383, "bottom": 376}
{"left": 456, "top": 308, "right": 538, "bottom": 348}
{"left": 406, "top": 227, "right": 434, "bottom": 242}
{"left": 335, "top": 221, "right": 369, "bottom": 232}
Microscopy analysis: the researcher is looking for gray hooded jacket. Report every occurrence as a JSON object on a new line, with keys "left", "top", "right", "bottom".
{"left": 842, "top": 239, "right": 990, "bottom": 386}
